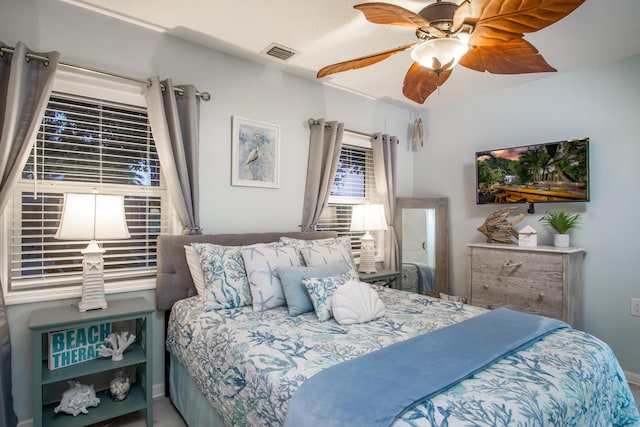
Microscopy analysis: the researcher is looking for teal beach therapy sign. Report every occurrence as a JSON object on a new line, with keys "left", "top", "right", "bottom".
{"left": 48, "top": 323, "right": 111, "bottom": 370}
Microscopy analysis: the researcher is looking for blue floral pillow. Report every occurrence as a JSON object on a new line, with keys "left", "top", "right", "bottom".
{"left": 279, "top": 261, "right": 350, "bottom": 316}
{"left": 191, "top": 243, "right": 253, "bottom": 311}
{"left": 302, "top": 271, "right": 359, "bottom": 321}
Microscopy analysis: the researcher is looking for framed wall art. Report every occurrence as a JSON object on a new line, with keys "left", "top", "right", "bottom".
{"left": 231, "top": 116, "right": 280, "bottom": 188}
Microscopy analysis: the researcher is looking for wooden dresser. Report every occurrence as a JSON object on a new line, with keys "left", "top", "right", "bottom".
{"left": 468, "top": 243, "right": 585, "bottom": 329}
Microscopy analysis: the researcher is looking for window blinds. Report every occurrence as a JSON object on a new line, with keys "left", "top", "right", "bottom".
{"left": 9, "top": 92, "right": 168, "bottom": 291}
{"left": 317, "top": 132, "right": 381, "bottom": 257}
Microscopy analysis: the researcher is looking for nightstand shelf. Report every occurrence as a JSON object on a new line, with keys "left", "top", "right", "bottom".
{"left": 40, "top": 343, "right": 145, "bottom": 385}
{"left": 41, "top": 383, "right": 147, "bottom": 427}
{"left": 29, "top": 297, "right": 154, "bottom": 427}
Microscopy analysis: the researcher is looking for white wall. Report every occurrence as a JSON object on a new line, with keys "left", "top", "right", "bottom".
{"left": 1, "top": 0, "right": 421, "bottom": 422}
{"left": 414, "top": 54, "right": 640, "bottom": 376}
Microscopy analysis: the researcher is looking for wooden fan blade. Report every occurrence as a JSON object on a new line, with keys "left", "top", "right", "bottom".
{"left": 403, "top": 63, "right": 453, "bottom": 104}
{"left": 354, "top": 3, "right": 445, "bottom": 37}
{"left": 317, "top": 43, "right": 416, "bottom": 78}
{"left": 457, "top": 0, "right": 586, "bottom": 45}
{"left": 459, "top": 38, "right": 556, "bottom": 74}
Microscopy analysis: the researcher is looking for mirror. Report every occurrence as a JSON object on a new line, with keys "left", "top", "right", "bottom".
{"left": 395, "top": 197, "right": 449, "bottom": 296}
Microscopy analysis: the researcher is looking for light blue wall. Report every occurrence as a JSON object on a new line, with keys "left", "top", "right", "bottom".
{"left": 2, "top": 0, "right": 421, "bottom": 422}
{"left": 414, "top": 54, "right": 640, "bottom": 376}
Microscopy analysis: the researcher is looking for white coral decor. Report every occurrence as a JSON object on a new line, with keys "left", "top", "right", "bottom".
{"left": 97, "top": 331, "right": 136, "bottom": 361}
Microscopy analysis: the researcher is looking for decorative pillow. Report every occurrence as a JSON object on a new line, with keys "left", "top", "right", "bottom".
{"left": 241, "top": 246, "right": 301, "bottom": 312}
{"left": 332, "top": 281, "right": 386, "bottom": 325}
{"left": 279, "top": 261, "right": 350, "bottom": 316}
{"left": 300, "top": 242, "right": 358, "bottom": 276}
{"left": 191, "top": 243, "right": 253, "bottom": 311}
{"left": 280, "top": 236, "right": 356, "bottom": 272}
{"left": 302, "top": 271, "right": 359, "bottom": 321}
{"left": 184, "top": 245, "right": 205, "bottom": 298}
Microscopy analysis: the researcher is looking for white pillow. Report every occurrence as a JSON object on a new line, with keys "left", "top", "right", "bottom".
{"left": 280, "top": 236, "right": 357, "bottom": 273}
{"left": 241, "top": 246, "right": 301, "bottom": 312}
{"left": 184, "top": 245, "right": 205, "bottom": 297}
{"left": 332, "top": 281, "right": 386, "bottom": 325}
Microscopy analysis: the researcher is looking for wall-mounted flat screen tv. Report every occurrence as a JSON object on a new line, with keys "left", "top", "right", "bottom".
{"left": 475, "top": 137, "right": 589, "bottom": 205}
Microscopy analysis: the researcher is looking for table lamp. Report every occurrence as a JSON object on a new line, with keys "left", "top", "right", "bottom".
{"left": 55, "top": 192, "right": 130, "bottom": 312}
{"left": 350, "top": 204, "right": 387, "bottom": 274}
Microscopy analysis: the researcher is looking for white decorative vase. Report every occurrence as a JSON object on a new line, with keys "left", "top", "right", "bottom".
{"left": 554, "top": 234, "right": 570, "bottom": 248}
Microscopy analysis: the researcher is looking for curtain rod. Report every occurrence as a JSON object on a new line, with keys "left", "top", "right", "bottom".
{"left": 0, "top": 46, "right": 211, "bottom": 101}
{"left": 307, "top": 118, "right": 371, "bottom": 138}
{"left": 307, "top": 118, "right": 399, "bottom": 143}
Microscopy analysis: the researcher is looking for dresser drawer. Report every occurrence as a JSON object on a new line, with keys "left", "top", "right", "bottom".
{"left": 470, "top": 247, "right": 564, "bottom": 319}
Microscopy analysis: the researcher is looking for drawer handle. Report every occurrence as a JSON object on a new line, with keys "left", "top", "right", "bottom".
{"left": 483, "top": 284, "right": 489, "bottom": 289}
{"left": 538, "top": 292, "right": 544, "bottom": 301}
{"left": 503, "top": 260, "right": 523, "bottom": 268}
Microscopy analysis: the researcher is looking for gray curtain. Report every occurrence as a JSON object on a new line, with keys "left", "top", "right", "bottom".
{"left": 372, "top": 133, "right": 399, "bottom": 270}
{"left": 144, "top": 77, "right": 202, "bottom": 234}
{"left": 300, "top": 119, "right": 344, "bottom": 231}
{"left": 0, "top": 41, "right": 60, "bottom": 427}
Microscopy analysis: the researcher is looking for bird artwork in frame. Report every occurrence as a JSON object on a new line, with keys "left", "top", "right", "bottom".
{"left": 231, "top": 116, "right": 280, "bottom": 188}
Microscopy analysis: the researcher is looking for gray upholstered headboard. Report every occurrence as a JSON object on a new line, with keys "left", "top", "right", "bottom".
{"left": 155, "top": 231, "right": 337, "bottom": 311}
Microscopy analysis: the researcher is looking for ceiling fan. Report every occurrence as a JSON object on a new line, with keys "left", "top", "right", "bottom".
{"left": 317, "top": 0, "right": 586, "bottom": 104}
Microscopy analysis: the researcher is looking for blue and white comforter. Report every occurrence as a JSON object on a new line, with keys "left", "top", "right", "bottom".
{"left": 166, "top": 286, "right": 639, "bottom": 426}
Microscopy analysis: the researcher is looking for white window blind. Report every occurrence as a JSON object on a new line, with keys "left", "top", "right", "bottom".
{"left": 7, "top": 92, "right": 168, "bottom": 292}
{"left": 316, "top": 132, "right": 383, "bottom": 259}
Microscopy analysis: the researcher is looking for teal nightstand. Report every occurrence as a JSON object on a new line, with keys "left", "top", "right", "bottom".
{"left": 29, "top": 297, "right": 154, "bottom": 427}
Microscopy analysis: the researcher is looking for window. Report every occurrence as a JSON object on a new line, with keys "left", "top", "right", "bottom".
{"left": 316, "top": 132, "right": 384, "bottom": 261}
{"left": 1, "top": 72, "right": 170, "bottom": 304}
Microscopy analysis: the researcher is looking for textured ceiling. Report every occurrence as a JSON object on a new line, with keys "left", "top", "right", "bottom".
{"left": 59, "top": 0, "right": 640, "bottom": 109}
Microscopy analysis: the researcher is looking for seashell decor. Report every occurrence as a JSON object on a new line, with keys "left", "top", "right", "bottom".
{"left": 331, "top": 281, "right": 386, "bottom": 325}
{"left": 54, "top": 381, "right": 100, "bottom": 416}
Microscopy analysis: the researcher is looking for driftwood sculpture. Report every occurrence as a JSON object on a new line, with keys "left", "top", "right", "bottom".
{"left": 477, "top": 207, "right": 525, "bottom": 244}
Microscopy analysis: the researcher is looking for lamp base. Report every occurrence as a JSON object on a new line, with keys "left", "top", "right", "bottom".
{"left": 358, "top": 233, "right": 377, "bottom": 274}
{"left": 79, "top": 241, "right": 108, "bottom": 312}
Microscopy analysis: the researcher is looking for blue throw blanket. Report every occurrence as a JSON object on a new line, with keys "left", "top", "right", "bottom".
{"left": 283, "top": 308, "right": 568, "bottom": 427}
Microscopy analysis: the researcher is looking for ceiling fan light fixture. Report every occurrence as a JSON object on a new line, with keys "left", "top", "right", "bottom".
{"left": 411, "top": 37, "right": 468, "bottom": 74}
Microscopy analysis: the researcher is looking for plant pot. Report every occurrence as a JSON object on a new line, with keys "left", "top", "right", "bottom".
{"left": 554, "top": 234, "right": 570, "bottom": 248}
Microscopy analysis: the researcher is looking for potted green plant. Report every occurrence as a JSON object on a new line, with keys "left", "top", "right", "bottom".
{"left": 539, "top": 210, "right": 581, "bottom": 247}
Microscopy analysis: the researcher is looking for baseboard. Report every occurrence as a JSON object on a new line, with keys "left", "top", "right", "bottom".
{"left": 153, "top": 382, "right": 166, "bottom": 398}
{"left": 626, "top": 370, "right": 640, "bottom": 385}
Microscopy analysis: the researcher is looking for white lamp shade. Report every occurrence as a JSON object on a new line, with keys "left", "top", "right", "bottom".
{"left": 411, "top": 38, "right": 468, "bottom": 73}
{"left": 350, "top": 204, "right": 388, "bottom": 232}
{"left": 55, "top": 193, "right": 131, "bottom": 240}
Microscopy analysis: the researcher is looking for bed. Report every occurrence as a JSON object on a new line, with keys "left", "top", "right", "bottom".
{"left": 156, "top": 231, "right": 640, "bottom": 427}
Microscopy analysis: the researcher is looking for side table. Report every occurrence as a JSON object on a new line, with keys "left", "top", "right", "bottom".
{"left": 359, "top": 269, "right": 402, "bottom": 289}
{"left": 29, "top": 297, "right": 154, "bottom": 427}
